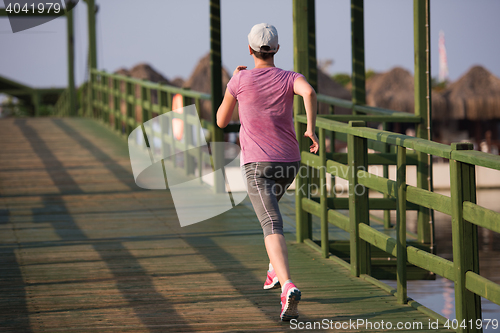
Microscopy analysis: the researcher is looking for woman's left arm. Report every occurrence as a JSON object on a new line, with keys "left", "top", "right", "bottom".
{"left": 217, "top": 66, "right": 246, "bottom": 128}
{"left": 216, "top": 89, "right": 237, "bottom": 128}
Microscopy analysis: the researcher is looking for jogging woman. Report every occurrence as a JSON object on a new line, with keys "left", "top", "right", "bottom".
{"left": 216, "top": 23, "right": 318, "bottom": 321}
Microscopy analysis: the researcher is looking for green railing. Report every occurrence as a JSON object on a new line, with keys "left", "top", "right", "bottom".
{"left": 54, "top": 69, "right": 233, "bottom": 182}
{"left": 295, "top": 109, "right": 500, "bottom": 331}
{"left": 315, "top": 93, "right": 428, "bottom": 237}
{"left": 53, "top": 68, "right": 500, "bottom": 331}
{"left": 54, "top": 88, "right": 70, "bottom": 116}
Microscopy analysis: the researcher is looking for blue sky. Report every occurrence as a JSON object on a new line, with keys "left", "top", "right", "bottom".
{"left": 1, "top": 0, "right": 500, "bottom": 88}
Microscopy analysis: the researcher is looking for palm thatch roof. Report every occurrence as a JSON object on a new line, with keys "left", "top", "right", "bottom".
{"left": 317, "top": 69, "right": 352, "bottom": 115}
{"left": 367, "top": 67, "right": 414, "bottom": 113}
{"left": 440, "top": 65, "right": 500, "bottom": 120}
{"left": 114, "top": 68, "right": 130, "bottom": 77}
{"left": 366, "top": 67, "right": 446, "bottom": 116}
{"left": 129, "top": 63, "right": 171, "bottom": 85}
{"left": 170, "top": 77, "right": 185, "bottom": 88}
{"left": 183, "top": 53, "right": 234, "bottom": 121}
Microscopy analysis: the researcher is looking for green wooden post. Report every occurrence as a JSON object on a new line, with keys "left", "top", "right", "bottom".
{"left": 78, "top": 85, "right": 83, "bottom": 116}
{"left": 120, "top": 78, "right": 125, "bottom": 132}
{"left": 319, "top": 128, "right": 329, "bottom": 258}
{"left": 167, "top": 92, "right": 177, "bottom": 167}
{"left": 158, "top": 83, "right": 167, "bottom": 162}
{"left": 351, "top": 0, "right": 366, "bottom": 113}
{"left": 32, "top": 91, "right": 40, "bottom": 117}
{"left": 66, "top": 3, "right": 76, "bottom": 116}
{"left": 382, "top": 123, "right": 391, "bottom": 228}
{"left": 210, "top": 0, "right": 224, "bottom": 193}
{"left": 295, "top": 122, "right": 309, "bottom": 243}
{"left": 348, "top": 121, "right": 370, "bottom": 277}
{"left": 147, "top": 88, "right": 153, "bottom": 119}
{"left": 195, "top": 98, "right": 203, "bottom": 181}
{"left": 450, "top": 143, "right": 481, "bottom": 333}
{"left": 85, "top": 0, "right": 97, "bottom": 70}
{"left": 114, "top": 78, "right": 120, "bottom": 132}
{"left": 183, "top": 92, "right": 194, "bottom": 175}
{"left": 87, "top": 71, "right": 93, "bottom": 117}
{"left": 141, "top": 83, "right": 148, "bottom": 123}
{"left": 110, "top": 78, "right": 114, "bottom": 127}
{"left": 126, "top": 81, "right": 133, "bottom": 137}
{"left": 396, "top": 145, "right": 407, "bottom": 304}
{"left": 293, "top": 0, "right": 317, "bottom": 242}
{"left": 102, "top": 74, "right": 107, "bottom": 123}
{"left": 414, "top": 0, "right": 431, "bottom": 244}
{"left": 329, "top": 106, "right": 336, "bottom": 197}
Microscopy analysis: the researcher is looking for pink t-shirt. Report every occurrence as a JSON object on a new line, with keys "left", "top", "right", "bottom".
{"left": 227, "top": 67, "right": 303, "bottom": 165}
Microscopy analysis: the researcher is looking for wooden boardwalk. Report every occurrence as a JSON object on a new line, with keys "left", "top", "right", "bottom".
{"left": 0, "top": 118, "right": 451, "bottom": 332}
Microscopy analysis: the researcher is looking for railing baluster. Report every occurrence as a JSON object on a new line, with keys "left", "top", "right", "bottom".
{"left": 348, "top": 120, "right": 370, "bottom": 277}
{"left": 382, "top": 122, "right": 392, "bottom": 228}
{"left": 183, "top": 92, "right": 194, "bottom": 175}
{"left": 296, "top": 120, "right": 310, "bottom": 243}
{"left": 319, "top": 128, "right": 329, "bottom": 258}
{"left": 396, "top": 145, "right": 407, "bottom": 304}
{"left": 195, "top": 98, "right": 203, "bottom": 182}
{"left": 114, "top": 78, "right": 120, "bottom": 133}
{"left": 450, "top": 142, "right": 481, "bottom": 333}
{"left": 126, "top": 81, "right": 133, "bottom": 137}
{"left": 87, "top": 71, "right": 93, "bottom": 117}
{"left": 328, "top": 105, "right": 336, "bottom": 197}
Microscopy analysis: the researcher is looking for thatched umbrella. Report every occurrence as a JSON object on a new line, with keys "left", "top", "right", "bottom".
{"left": 317, "top": 69, "right": 352, "bottom": 115}
{"left": 441, "top": 65, "right": 500, "bottom": 120}
{"left": 170, "top": 77, "right": 185, "bottom": 88}
{"left": 183, "top": 53, "right": 234, "bottom": 121}
{"left": 128, "top": 63, "right": 170, "bottom": 85}
{"left": 344, "top": 72, "right": 382, "bottom": 93}
{"left": 367, "top": 67, "right": 414, "bottom": 113}
{"left": 366, "top": 67, "right": 446, "bottom": 116}
{"left": 114, "top": 68, "right": 130, "bottom": 77}
{"left": 365, "top": 73, "right": 382, "bottom": 93}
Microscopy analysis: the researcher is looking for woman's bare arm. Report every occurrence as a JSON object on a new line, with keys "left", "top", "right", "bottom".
{"left": 293, "top": 76, "right": 319, "bottom": 153}
{"left": 216, "top": 66, "right": 247, "bottom": 128}
{"left": 216, "top": 89, "right": 237, "bottom": 128}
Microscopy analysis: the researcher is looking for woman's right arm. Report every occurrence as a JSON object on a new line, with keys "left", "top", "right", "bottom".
{"left": 293, "top": 76, "right": 319, "bottom": 154}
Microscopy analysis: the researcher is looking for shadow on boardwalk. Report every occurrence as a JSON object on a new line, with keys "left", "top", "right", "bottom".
{"left": 0, "top": 118, "right": 451, "bottom": 332}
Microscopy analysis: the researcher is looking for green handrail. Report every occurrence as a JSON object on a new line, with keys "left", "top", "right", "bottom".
{"left": 295, "top": 114, "right": 500, "bottom": 329}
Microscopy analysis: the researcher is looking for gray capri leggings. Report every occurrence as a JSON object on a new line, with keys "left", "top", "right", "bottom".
{"left": 242, "top": 161, "right": 300, "bottom": 238}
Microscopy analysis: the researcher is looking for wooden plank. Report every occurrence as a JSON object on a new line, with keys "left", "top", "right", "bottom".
{"left": 312, "top": 197, "right": 420, "bottom": 211}
{"left": 319, "top": 114, "right": 421, "bottom": 123}
{"left": 406, "top": 246, "right": 455, "bottom": 281}
{"left": 452, "top": 149, "right": 500, "bottom": 171}
{"left": 358, "top": 223, "right": 397, "bottom": 257}
{"left": 358, "top": 170, "right": 397, "bottom": 197}
{"left": 466, "top": 271, "right": 500, "bottom": 305}
{"left": 0, "top": 118, "right": 453, "bottom": 332}
{"left": 330, "top": 152, "right": 419, "bottom": 165}
{"left": 463, "top": 201, "right": 500, "bottom": 234}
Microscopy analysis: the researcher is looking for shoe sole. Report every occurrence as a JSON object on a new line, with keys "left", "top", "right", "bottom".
{"left": 263, "top": 276, "right": 280, "bottom": 290}
{"left": 280, "top": 289, "right": 301, "bottom": 321}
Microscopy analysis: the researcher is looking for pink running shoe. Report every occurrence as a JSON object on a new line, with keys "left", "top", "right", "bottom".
{"left": 263, "top": 269, "right": 280, "bottom": 290}
{"left": 280, "top": 283, "right": 301, "bottom": 321}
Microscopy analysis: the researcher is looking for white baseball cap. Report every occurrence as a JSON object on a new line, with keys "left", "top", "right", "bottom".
{"left": 248, "top": 23, "right": 279, "bottom": 53}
